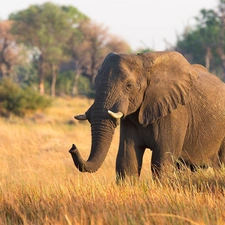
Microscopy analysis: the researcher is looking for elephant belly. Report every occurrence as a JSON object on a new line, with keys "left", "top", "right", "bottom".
{"left": 181, "top": 132, "right": 224, "bottom": 166}
{"left": 181, "top": 90, "right": 225, "bottom": 166}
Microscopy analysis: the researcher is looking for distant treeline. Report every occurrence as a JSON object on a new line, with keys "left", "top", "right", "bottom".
{"left": 0, "top": 1, "right": 225, "bottom": 99}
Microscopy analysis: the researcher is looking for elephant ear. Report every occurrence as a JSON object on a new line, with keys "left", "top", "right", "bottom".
{"left": 138, "top": 51, "right": 198, "bottom": 126}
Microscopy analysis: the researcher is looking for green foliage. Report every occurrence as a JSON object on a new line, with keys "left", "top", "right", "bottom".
{"left": 55, "top": 70, "right": 74, "bottom": 95}
{"left": 177, "top": 9, "right": 220, "bottom": 62}
{"left": 0, "top": 79, "right": 52, "bottom": 117}
{"left": 16, "top": 62, "right": 39, "bottom": 87}
{"left": 9, "top": 3, "right": 90, "bottom": 97}
{"left": 61, "top": 5, "right": 89, "bottom": 23}
{"left": 9, "top": 2, "right": 76, "bottom": 70}
{"left": 56, "top": 71, "right": 94, "bottom": 97}
{"left": 176, "top": 1, "right": 225, "bottom": 80}
{"left": 78, "top": 75, "right": 95, "bottom": 98}
{"left": 10, "top": 3, "right": 73, "bottom": 48}
{"left": 176, "top": 29, "right": 207, "bottom": 65}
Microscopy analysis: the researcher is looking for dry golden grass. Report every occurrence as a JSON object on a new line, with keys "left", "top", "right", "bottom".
{"left": 0, "top": 97, "right": 225, "bottom": 225}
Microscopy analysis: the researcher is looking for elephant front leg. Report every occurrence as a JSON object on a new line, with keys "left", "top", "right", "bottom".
{"left": 115, "top": 120, "right": 145, "bottom": 183}
{"left": 150, "top": 108, "right": 189, "bottom": 179}
{"left": 151, "top": 148, "right": 177, "bottom": 179}
{"left": 116, "top": 143, "right": 145, "bottom": 183}
{"left": 151, "top": 149, "right": 162, "bottom": 178}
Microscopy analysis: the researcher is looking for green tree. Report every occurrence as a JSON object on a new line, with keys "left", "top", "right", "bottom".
{"left": 67, "top": 20, "right": 131, "bottom": 95}
{"left": 176, "top": 9, "right": 220, "bottom": 69}
{"left": 0, "top": 20, "right": 27, "bottom": 79}
{"left": 176, "top": 0, "right": 225, "bottom": 79}
{"left": 9, "top": 3, "right": 87, "bottom": 96}
{"left": 61, "top": 6, "right": 90, "bottom": 96}
{"left": 0, "top": 79, "right": 51, "bottom": 117}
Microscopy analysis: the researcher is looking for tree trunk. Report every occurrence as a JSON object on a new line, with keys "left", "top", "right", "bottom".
{"left": 0, "top": 64, "right": 7, "bottom": 79}
{"left": 51, "top": 64, "right": 58, "bottom": 97}
{"left": 205, "top": 47, "right": 211, "bottom": 71}
{"left": 72, "top": 68, "right": 81, "bottom": 97}
{"left": 217, "top": 47, "right": 225, "bottom": 80}
{"left": 38, "top": 56, "right": 45, "bottom": 95}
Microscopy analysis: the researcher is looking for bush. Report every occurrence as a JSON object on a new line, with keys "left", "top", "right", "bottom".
{"left": 78, "top": 75, "right": 95, "bottom": 98}
{"left": 56, "top": 70, "right": 74, "bottom": 96}
{"left": 0, "top": 79, "right": 52, "bottom": 117}
{"left": 56, "top": 71, "right": 95, "bottom": 97}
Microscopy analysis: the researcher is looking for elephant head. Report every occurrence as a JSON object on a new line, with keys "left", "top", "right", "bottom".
{"left": 69, "top": 51, "right": 198, "bottom": 173}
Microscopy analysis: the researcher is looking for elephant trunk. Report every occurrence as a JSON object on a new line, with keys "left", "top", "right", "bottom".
{"left": 69, "top": 119, "right": 116, "bottom": 173}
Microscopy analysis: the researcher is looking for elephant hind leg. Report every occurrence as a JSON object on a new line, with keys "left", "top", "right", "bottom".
{"left": 176, "top": 158, "right": 208, "bottom": 172}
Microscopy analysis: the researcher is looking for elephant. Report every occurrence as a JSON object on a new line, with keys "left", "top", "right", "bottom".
{"left": 69, "top": 51, "right": 225, "bottom": 180}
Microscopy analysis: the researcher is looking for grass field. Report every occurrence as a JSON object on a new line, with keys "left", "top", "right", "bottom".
{"left": 0, "top": 97, "right": 225, "bottom": 225}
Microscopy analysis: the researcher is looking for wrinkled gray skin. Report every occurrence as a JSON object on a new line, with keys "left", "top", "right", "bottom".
{"left": 69, "top": 51, "right": 225, "bottom": 180}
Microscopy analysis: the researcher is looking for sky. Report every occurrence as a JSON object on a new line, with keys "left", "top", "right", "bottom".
{"left": 0, "top": 0, "right": 218, "bottom": 51}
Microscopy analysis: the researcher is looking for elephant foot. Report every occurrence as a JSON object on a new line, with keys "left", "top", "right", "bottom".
{"left": 176, "top": 159, "right": 208, "bottom": 172}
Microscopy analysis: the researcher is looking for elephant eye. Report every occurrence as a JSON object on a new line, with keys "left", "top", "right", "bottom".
{"left": 126, "top": 82, "right": 133, "bottom": 91}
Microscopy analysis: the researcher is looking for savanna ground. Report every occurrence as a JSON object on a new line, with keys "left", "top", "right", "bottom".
{"left": 0, "top": 97, "right": 225, "bottom": 225}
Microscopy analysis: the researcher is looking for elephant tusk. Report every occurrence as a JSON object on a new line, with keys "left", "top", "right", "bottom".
{"left": 108, "top": 110, "right": 123, "bottom": 119}
{"left": 74, "top": 114, "right": 87, "bottom": 120}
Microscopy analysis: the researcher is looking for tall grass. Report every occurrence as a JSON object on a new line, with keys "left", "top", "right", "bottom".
{"left": 0, "top": 97, "right": 224, "bottom": 225}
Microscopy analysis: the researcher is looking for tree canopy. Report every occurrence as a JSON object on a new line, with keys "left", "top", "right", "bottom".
{"left": 4, "top": 2, "right": 130, "bottom": 97}
{"left": 176, "top": 0, "right": 225, "bottom": 80}
{"left": 0, "top": 20, "right": 26, "bottom": 79}
{"left": 9, "top": 2, "right": 89, "bottom": 96}
{"left": 1, "top": 1, "right": 225, "bottom": 98}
